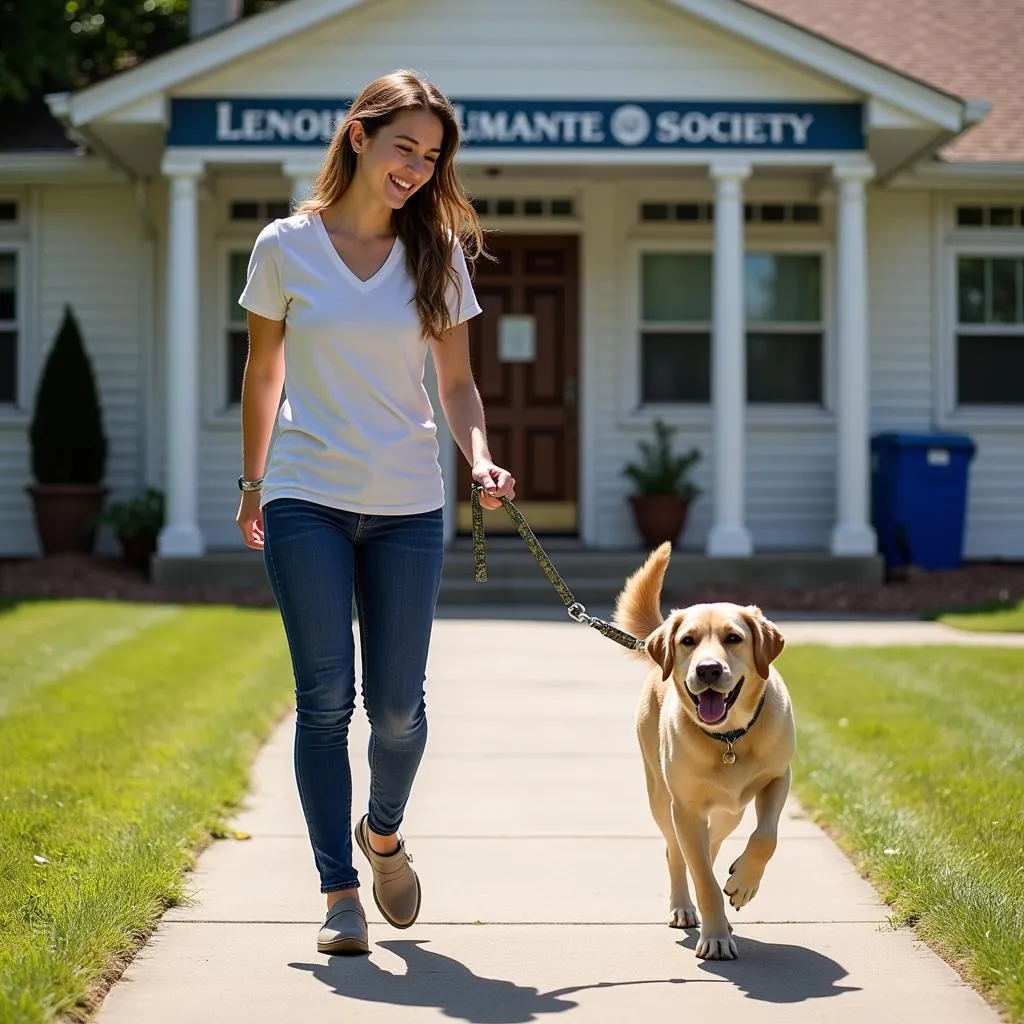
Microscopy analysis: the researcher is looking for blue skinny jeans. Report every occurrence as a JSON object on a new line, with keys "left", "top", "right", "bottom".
{"left": 262, "top": 498, "right": 444, "bottom": 893}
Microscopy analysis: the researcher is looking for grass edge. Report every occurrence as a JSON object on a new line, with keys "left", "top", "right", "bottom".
{"left": 790, "top": 785, "right": 1016, "bottom": 1023}
{"left": 60, "top": 703, "right": 294, "bottom": 1024}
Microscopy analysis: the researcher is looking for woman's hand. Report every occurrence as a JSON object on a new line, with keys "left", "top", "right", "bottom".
{"left": 236, "top": 490, "right": 265, "bottom": 549}
{"left": 472, "top": 460, "right": 516, "bottom": 510}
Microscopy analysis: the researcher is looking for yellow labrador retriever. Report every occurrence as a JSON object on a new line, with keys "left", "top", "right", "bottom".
{"left": 613, "top": 542, "right": 794, "bottom": 961}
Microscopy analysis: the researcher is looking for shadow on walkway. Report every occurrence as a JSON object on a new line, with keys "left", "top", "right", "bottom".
{"left": 290, "top": 932, "right": 856, "bottom": 1022}
{"left": 678, "top": 931, "right": 861, "bottom": 1004}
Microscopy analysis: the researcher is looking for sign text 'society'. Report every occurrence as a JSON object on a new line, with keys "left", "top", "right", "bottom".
{"left": 167, "top": 98, "right": 864, "bottom": 151}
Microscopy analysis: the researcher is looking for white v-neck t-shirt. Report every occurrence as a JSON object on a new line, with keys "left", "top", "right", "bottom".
{"left": 238, "top": 213, "right": 482, "bottom": 515}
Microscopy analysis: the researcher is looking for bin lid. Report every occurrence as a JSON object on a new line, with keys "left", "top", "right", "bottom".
{"left": 871, "top": 431, "right": 976, "bottom": 456}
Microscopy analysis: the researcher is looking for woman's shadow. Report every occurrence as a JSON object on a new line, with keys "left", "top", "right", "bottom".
{"left": 290, "top": 933, "right": 856, "bottom": 1023}
{"left": 290, "top": 939, "right": 692, "bottom": 1023}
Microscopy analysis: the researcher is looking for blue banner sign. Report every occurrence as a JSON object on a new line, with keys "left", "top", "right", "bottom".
{"left": 168, "top": 98, "right": 863, "bottom": 150}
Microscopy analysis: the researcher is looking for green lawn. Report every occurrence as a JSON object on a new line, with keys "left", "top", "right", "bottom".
{"left": 4, "top": 602, "right": 1022, "bottom": 1023}
{"left": 934, "top": 600, "right": 1024, "bottom": 633}
{"left": 0, "top": 600, "right": 293, "bottom": 1024}
{"left": 781, "top": 644, "right": 1024, "bottom": 1022}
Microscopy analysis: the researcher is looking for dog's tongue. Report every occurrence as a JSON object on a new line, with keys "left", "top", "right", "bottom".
{"left": 697, "top": 690, "right": 727, "bottom": 724}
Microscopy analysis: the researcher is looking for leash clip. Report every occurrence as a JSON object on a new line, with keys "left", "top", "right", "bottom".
{"left": 567, "top": 601, "right": 592, "bottom": 625}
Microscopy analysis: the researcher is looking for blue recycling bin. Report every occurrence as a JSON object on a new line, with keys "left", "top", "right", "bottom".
{"left": 870, "top": 432, "right": 977, "bottom": 570}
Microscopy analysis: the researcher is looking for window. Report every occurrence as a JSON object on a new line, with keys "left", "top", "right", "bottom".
{"left": 226, "top": 251, "right": 250, "bottom": 406}
{"left": 638, "top": 203, "right": 820, "bottom": 225}
{"left": 0, "top": 202, "right": 18, "bottom": 223}
{"left": 955, "top": 255, "right": 1024, "bottom": 405}
{"left": 230, "top": 199, "right": 291, "bottom": 222}
{"left": 0, "top": 251, "right": 18, "bottom": 404}
{"left": 956, "top": 205, "right": 1024, "bottom": 229}
{"left": 470, "top": 197, "right": 576, "bottom": 218}
{"left": 639, "top": 251, "right": 824, "bottom": 405}
{"left": 640, "top": 253, "right": 711, "bottom": 402}
{"left": 745, "top": 254, "right": 823, "bottom": 403}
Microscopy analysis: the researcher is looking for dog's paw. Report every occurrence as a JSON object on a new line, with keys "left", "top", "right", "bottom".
{"left": 724, "top": 854, "right": 764, "bottom": 910}
{"left": 668, "top": 903, "right": 698, "bottom": 929}
{"left": 695, "top": 929, "right": 738, "bottom": 960}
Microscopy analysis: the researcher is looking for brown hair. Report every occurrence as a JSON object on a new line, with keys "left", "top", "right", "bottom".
{"left": 297, "top": 70, "right": 483, "bottom": 342}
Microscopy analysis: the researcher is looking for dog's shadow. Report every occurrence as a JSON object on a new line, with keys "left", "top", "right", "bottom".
{"left": 677, "top": 930, "right": 861, "bottom": 1003}
{"left": 291, "top": 939, "right": 693, "bottom": 1023}
{"left": 291, "top": 933, "right": 856, "bottom": 1022}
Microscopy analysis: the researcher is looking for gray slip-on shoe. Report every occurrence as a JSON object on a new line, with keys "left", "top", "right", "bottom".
{"left": 354, "top": 814, "right": 421, "bottom": 929}
{"left": 316, "top": 897, "right": 369, "bottom": 955}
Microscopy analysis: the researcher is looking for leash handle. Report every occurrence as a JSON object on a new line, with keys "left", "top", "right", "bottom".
{"left": 470, "top": 483, "right": 646, "bottom": 652}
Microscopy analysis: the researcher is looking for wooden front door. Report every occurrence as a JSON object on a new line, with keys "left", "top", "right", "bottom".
{"left": 456, "top": 234, "right": 579, "bottom": 534}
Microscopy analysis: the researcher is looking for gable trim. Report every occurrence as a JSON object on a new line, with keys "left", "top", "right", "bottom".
{"left": 63, "top": 0, "right": 372, "bottom": 127}
{"left": 55, "top": 0, "right": 969, "bottom": 137}
{"left": 664, "top": 0, "right": 966, "bottom": 131}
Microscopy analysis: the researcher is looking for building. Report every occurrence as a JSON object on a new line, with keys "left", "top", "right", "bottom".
{"left": 1, "top": 0, "right": 1021, "bottom": 583}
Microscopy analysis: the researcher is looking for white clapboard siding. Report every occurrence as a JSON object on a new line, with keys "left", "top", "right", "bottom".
{"left": 867, "top": 187, "right": 1024, "bottom": 559}
{"left": 588, "top": 175, "right": 838, "bottom": 552}
{"left": 0, "top": 434, "right": 34, "bottom": 556}
{"left": 962, "top": 432, "right": 1024, "bottom": 559}
{"left": 868, "top": 188, "right": 935, "bottom": 431}
{"left": 178, "top": 0, "right": 855, "bottom": 101}
{"left": 746, "top": 430, "right": 836, "bottom": 550}
{"left": 0, "top": 186, "right": 146, "bottom": 556}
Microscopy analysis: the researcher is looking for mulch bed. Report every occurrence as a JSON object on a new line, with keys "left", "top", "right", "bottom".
{"left": 663, "top": 562, "right": 1024, "bottom": 616}
{"left": 2, "top": 553, "right": 1023, "bottom": 617}
{"left": 0, "top": 555, "right": 277, "bottom": 609}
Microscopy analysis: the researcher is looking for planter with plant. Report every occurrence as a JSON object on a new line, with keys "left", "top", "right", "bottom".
{"left": 26, "top": 306, "right": 108, "bottom": 555}
{"left": 97, "top": 487, "right": 165, "bottom": 572}
{"left": 622, "top": 419, "right": 702, "bottom": 549}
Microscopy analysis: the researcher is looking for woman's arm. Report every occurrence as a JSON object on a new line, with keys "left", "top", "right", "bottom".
{"left": 236, "top": 311, "right": 286, "bottom": 548}
{"left": 429, "top": 322, "right": 515, "bottom": 509}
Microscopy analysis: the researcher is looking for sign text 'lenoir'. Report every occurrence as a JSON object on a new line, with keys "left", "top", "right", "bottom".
{"left": 167, "top": 98, "right": 864, "bottom": 151}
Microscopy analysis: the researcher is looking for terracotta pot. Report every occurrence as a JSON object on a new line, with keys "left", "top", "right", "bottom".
{"left": 25, "top": 484, "right": 108, "bottom": 555}
{"left": 117, "top": 531, "right": 158, "bottom": 574}
{"left": 629, "top": 494, "right": 692, "bottom": 550}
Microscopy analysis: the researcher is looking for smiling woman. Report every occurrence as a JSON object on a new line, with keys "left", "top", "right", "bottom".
{"left": 232, "top": 69, "right": 518, "bottom": 958}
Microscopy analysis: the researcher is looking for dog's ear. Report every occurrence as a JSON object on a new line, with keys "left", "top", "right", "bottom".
{"left": 743, "top": 606, "right": 785, "bottom": 679}
{"left": 645, "top": 623, "right": 676, "bottom": 682}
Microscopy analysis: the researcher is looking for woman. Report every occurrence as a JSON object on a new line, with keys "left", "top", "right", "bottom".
{"left": 235, "top": 69, "right": 515, "bottom": 956}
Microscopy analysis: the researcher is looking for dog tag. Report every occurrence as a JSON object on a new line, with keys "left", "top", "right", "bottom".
{"left": 722, "top": 750, "right": 737, "bottom": 766}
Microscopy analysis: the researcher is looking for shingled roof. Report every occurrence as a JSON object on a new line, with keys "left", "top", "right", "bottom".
{"left": 5, "top": 0, "right": 1020, "bottom": 163}
{"left": 746, "top": 0, "right": 1024, "bottom": 162}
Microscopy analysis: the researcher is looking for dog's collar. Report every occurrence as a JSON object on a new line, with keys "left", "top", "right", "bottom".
{"left": 698, "top": 692, "right": 767, "bottom": 766}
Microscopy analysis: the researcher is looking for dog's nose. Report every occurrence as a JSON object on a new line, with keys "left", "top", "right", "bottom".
{"left": 695, "top": 659, "right": 723, "bottom": 684}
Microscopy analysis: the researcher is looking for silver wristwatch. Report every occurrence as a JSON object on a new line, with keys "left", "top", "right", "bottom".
{"left": 237, "top": 475, "right": 264, "bottom": 492}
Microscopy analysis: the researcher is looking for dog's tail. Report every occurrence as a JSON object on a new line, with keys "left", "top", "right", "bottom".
{"left": 612, "top": 541, "right": 671, "bottom": 659}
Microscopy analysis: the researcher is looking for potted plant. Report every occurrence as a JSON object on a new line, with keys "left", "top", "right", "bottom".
{"left": 97, "top": 488, "right": 165, "bottom": 573}
{"left": 623, "top": 419, "right": 702, "bottom": 549}
{"left": 25, "top": 306, "right": 108, "bottom": 555}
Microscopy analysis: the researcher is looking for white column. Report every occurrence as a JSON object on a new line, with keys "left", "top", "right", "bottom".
{"left": 157, "top": 165, "right": 205, "bottom": 557}
{"left": 706, "top": 163, "right": 753, "bottom": 557}
{"left": 830, "top": 164, "right": 877, "bottom": 556}
{"left": 284, "top": 162, "right": 317, "bottom": 210}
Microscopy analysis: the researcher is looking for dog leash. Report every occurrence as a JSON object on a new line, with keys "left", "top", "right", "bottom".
{"left": 470, "top": 482, "right": 646, "bottom": 652}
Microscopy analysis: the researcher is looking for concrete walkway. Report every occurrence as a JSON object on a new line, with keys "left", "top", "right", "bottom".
{"left": 95, "top": 616, "right": 1007, "bottom": 1023}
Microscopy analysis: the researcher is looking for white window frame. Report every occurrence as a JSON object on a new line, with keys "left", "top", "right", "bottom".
{"left": 0, "top": 240, "right": 28, "bottom": 420}
{"left": 224, "top": 245, "right": 252, "bottom": 410}
{"left": 618, "top": 237, "right": 835, "bottom": 429}
{"left": 205, "top": 238, "right": 257, "bottom": 424}
{"left": 938, "top": 198, "right": 1024, "bottom": 427}
{"left": 203, "top": 181, "right": 290, "bottom": 427}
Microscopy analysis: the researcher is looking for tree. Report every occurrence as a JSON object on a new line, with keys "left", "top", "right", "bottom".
{"left": 0, "top": 1, "right": 185, "bottom": 102}
{"left": 0, "top": 0, "right": 280, "bottom": 103}
{"left": 29, "top": 306, "right": 108, "bottom": 485}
